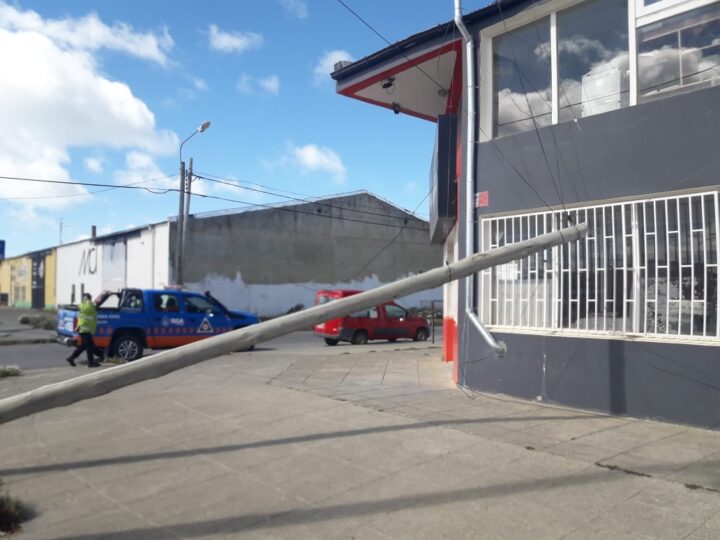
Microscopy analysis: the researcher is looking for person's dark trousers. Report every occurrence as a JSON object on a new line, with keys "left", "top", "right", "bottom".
{"left": 66, "top": 332, "right": 99, "bottom": 367}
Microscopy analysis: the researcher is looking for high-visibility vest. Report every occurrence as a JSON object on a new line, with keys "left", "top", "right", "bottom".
{"left": 77, "top": 301, "right": 97, "bottom": 334}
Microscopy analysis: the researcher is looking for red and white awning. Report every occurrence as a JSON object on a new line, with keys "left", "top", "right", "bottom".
{"left": 336, "top": 40, "right": 463, "bottom": 122}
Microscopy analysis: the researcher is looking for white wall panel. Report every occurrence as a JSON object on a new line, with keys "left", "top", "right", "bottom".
{"left": 55, "top": 240, "right": 103, "bottom": 305}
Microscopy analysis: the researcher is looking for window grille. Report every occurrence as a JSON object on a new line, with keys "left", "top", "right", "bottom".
{"left": 478, "top": 192, "right": 720, "bottom": 341}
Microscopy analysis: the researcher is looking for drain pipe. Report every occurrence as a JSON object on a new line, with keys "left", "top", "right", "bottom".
{"left": 454, "top": 0, "right": 507, "bottom": 357}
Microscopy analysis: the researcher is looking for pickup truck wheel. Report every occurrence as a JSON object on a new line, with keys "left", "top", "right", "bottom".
{"left": 324, "top": 338, "right": 339, "bottom": 346}
{"left": 111, "top": 333, "right": 143, "bottom": 361}
{"left": 351, "top": 330, "right": 368, "bottom": 345}
{"left": 414, "top": 328, "right": 429, "bottom": 342}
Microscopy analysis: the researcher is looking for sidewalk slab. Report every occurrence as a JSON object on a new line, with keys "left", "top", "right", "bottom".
{"left": 1, "top": 343, "right": 720, "bottom": 539}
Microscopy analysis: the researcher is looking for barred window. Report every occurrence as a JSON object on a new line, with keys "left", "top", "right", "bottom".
{"left": 478, "top": 192, "right": 719, "bottom": 341}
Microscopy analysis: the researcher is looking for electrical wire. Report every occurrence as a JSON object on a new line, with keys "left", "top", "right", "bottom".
{"left": 335, "top": 0, "right": 448, "bottom": 92}
{"left": 0, "top": 175, "right": 176, "bottom": 195}
{"left": 194, "top": 172, "right": 419, "bottom": 223}
{"left": 0, "top": 173, "right": 428, "bottom": 232}
{"left": 334, "top": 0, "right": 567, "bottom": 215}
{"left": 0, "top": 174, "right": 177, "bottom": 201}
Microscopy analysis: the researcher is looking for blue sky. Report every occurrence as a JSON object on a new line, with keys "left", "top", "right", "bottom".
{"left": 0, "top": 0, "right": 491, "bottom": 257}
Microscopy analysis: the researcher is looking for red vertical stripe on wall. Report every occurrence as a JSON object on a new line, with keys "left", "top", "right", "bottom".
{"left": 442, "top": 317, "right": 457, "bottom": 364}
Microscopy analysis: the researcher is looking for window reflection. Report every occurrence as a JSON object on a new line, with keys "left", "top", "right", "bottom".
{"left": 557, "top": 0, "right": 629, "bottom": 122}
{"left": 493, "top": 17, "right": 552, "bottom": 137}
{"left": 638, "top": 3, "right": 720, "bottom": 102}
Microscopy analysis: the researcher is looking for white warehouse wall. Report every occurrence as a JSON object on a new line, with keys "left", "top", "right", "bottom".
{"left": 56, "top": 240, "right": 103, "bottom": 305}
{"left": 125, "top": 224, "right": 170, "bottom": 289}
{"left": 55, "top": 222, "right": 170, "bottom": 304}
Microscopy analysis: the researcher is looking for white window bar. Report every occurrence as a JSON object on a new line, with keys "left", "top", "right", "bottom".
{"left": 477, "top": 192, "right": 720, "bottom": 342}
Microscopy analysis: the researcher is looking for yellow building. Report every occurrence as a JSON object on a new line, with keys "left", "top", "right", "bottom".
{"left": 0, "top": 249, "right": 56, "bottom": 309}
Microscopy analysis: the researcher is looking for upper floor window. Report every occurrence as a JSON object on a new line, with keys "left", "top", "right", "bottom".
{"left": 491, "top": 0, "right": 629, "bottom": 137}
{"left": 484, "top": 0, "right": 719, "bottom": 140}
{"left": 638, "top": 3, "right": 720, "bottom": 102}
{"left": 493, "top": 17, "right": 552, "bottom": 137}
{"left": 557, "top": 0, "right": 629, "bottom": 121}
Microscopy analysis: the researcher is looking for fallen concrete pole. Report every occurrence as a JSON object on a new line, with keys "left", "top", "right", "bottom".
{"left": 0, "top": 223, "right": 586, "bottom": 424}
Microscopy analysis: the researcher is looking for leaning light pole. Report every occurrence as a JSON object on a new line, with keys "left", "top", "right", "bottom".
{"left": 0, "top": 223, "right": 586, "bottom": 425}
{"left": 175, "top": 120, "right": 211, "bottom": 286}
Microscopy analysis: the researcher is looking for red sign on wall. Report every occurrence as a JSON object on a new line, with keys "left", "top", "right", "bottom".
{"left": 475, "top": 191, "right": 489, "bottom": 208}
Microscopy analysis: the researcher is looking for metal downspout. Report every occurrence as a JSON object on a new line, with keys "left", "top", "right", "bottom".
{"left": 454, "top": 0, "right": 507, "bottom": 357}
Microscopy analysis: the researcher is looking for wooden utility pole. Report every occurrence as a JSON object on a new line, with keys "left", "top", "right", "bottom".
{"left": 0, "top": 223, "right": 587, "bottom": 424}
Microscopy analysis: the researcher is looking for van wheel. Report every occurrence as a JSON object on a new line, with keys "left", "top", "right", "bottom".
{"left": 110, "top": 333, "right": 143, "bottom": 361}
{"left": 414, "top": 328, "right": 429, "bottom": 342}
{"left": 351, "top": 331, "right": 368, "bottom": 345}
{"left": 324, "top": 338, "right": 339, "bottom": 346}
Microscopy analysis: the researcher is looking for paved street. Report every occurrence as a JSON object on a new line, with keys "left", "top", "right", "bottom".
{"left": 2, "top": 338, "right": 720, "bottom": 539}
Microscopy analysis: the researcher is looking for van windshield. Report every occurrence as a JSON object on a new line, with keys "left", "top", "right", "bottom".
{"left": 316, "top": 295, "right": 334, "bottom": 305}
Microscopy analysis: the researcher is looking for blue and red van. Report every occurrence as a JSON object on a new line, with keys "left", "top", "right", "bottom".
{"left": 313, "top": 289, "right": 430, "bottom": 346}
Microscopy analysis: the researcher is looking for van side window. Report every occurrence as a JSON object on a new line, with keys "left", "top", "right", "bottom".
{"left": 350, "top": 309, "right": 369, "bottom": 318}
{"left": 368, "top": 307, "right": 378, "bottom": 319}
{"left": 385, "top": 305, "right": 406, "bottom": 319}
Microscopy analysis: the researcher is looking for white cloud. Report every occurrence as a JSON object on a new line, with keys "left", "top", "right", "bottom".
{"left": 290, "top": 143, "right": 347, "bottom": 184}
{"left": 237, "top": 73, "right": 280, "bottom": 95}
{"left": 0, "top": 2, "right": 173, "bottom": 66}
{"left": 113, "top": 151, "right": 213, "bottom": 197}
{"left": 114, "top": 151, "right": 172, "bottom": 188}
{"left": 0, "top": 5, "right": 178, "bottom": 210}
{"left": 208, "top": 24, "right": 263, "bottom": 53}
{"left": 258, "top": 75, "right": 280, "bottom": 95}
{"left": 314, "top": 50, "right": 353, "bottom": 85}
{"left": 405, "top": 181, "right": 418, "bottom": 192}
{"left": 280, "top": 0, "right": 308, "bottom": 19}
{"left": 192, "top": 77, "right": 208, "bottom": 91}
{"left": 177, "top": 77, "right": 209, "bottom": 100}
{"left": 84, "top": 157, "right": 104, "bottom": 173}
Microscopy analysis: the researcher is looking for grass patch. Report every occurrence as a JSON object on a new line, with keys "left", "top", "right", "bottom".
{"left": 0, "top": 480, "right": 33, "bottom": 534}
{"left": 0, "top": 365, "right": 21, "bottom": 379}
{"left": 103, "top": 357, "right": 127, "bottom": 365}
{"left": 17, "top": 314, "right": 56, "bottom": 330}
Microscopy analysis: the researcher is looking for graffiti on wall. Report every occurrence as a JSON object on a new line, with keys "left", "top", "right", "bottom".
{"left": 79, "top": 247, "right": 98, "bottom": 276}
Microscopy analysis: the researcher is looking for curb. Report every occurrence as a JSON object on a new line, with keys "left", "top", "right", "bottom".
{"left": 0, "top": 337, "right": 57, "bottom": 347}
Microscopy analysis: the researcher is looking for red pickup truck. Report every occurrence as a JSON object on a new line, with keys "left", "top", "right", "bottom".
{"left": 313, "top": 289, "right": 430, "bottom": 345}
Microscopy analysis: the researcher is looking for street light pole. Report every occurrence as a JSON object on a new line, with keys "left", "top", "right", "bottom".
{"left": 175, "top": 121, "right": 211, "bottom": 286}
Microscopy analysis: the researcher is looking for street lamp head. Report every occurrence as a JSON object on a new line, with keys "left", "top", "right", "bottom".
{"left": 198, "top": 121, "right": 211, "bottom": 133}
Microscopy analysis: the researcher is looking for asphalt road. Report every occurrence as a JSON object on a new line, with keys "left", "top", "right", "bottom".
{"left": 0, "top": 331, "right": 440, "bottom": 370}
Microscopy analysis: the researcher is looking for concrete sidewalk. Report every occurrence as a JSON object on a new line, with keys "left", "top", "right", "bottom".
{"left": 2, "top": 341, "right": 720, "bottom": 539}
{"left": 0, "top": 308, "right": 56, "bottom": 346}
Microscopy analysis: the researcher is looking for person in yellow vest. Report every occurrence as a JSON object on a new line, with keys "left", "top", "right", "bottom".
{"left": 66, "top": 293, "right": 101, "bottom": 368}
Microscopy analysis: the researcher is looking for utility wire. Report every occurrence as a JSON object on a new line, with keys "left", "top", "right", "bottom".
{"left": 0, "top": 174, "right": 178, "bottom": 201}
{"left": 194, "top": 172, "right": 419, "bottom": 223}
{"left": 334, "top": 0, "right": 562, "bottom": 216}
{"left": 0, "top": 174, "right": 428, "bottom": 232}
{"left": 0, "top": 175, "right": 176, "bottom": 195}
{"left": 190, "top": 189, "right": 428, "bottom": 231}
{"left": 335, "top": 0, "right": 447, "bottom": 92}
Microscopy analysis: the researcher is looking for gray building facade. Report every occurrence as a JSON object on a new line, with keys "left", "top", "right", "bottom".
{"left": 174, "top": 192, "right": 442, "bottom": 317}
{"left": 333, "top": 0, "right": 720, "bottom": 427}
